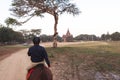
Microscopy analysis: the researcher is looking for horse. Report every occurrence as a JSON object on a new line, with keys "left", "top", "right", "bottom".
{"left": 26, "top": 64, "right": 53, "bottom": 80}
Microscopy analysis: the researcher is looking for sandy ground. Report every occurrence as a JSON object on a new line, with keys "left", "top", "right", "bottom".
{"left": 0, "top": 49, "right": 31, "bottom": 80}
{"left": 0, "top": 42, "right": 80, "bottom": 80}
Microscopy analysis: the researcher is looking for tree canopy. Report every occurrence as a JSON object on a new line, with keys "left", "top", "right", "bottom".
{"left": 10, "top": 0, "right": 80, "bottom": 18}
{"left": 9, "top": 0, "right": 80, "bottom": 47}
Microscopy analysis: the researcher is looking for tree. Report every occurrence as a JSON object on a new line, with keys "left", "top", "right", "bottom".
{"left": 74, "top": 34, "right": 100, "bottom": 41}
{"left": 20, "top": 29, "right": 30, "bottom": 40}
{"left": 14, "top": 31, "right": 24, "bottom": 43}
{"left": 40, "top": 34, "right": 51, "bottom": 42}
{"left": 0, "top": 26, "right": 24, "bottom": 44}
{"left": 111, "top": 32, "right": 120, "bottom": 41}
{"left": 5, "top": 17, "right": 21, "bottom": 28}
{"left": 0, "top": 27, "right": 14, "bottom": 43}
{"left": 10, "top": 0, "right": 80, "bottom": 47}
{"left": 20, "top": 29, "right": 41, "bottom": 41}
{"left": 101, "top": 34, "right": 106, "bottom": 40}
{"left": 31, "top": 29, "right": 41, "bottom": 37}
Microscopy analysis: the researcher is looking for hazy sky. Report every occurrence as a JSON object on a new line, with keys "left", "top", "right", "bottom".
{"left": 0, "top": 0, "right": 120, "bottom": 37}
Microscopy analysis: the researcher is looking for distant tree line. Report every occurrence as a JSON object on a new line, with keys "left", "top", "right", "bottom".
{"left": 0, "top": 25, "right": 62, "bottom": 45}
{"left": 74, "top": 32, "right": 120, "bottom": 41}
{"left": 74, "top": 34, "right": 100, "bottom": 41}
{"left": 0, "top": 26, "right": 24, "bottom": 45}
{"left": 0, "top": 25, "right": 41, "bottom": 45}
{"left": 101, "top": 32, "right": 120, "bottom": 41}
{"left": 40, "top": 34, "right": 62, "bottom": 42}
{"left": 1, "top": 24, "right": 120, "bottom": 45}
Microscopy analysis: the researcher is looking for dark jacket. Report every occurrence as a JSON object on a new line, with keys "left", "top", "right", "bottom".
{"left": 28, "top": 45, "right": 50, "bottom": 67}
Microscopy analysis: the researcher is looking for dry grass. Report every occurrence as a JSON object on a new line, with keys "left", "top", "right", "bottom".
{"left": 46, "top": 41, "right": 120, "bottom": 80}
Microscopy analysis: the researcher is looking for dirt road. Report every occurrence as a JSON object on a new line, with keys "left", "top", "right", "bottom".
{"left": 0, "top": 42, "right": 80, "bottom": 80}
{"left": 0, "top": 49, "right": 31, "bottom": 80}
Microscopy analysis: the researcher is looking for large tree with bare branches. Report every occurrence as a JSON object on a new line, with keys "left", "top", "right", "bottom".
{"left": 9, "top": 0, "right": 80, "bottom": 47}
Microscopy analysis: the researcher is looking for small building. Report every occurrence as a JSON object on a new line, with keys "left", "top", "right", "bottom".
{"left": 62, "top": 29, "right": 73, "bottom": 42}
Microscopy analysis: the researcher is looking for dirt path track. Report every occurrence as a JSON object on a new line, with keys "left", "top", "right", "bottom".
{"left": 0, "top": 49, "right": 31, "bottom": 80}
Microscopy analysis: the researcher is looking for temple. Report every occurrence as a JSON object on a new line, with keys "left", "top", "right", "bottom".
{"left": 62, "top": 29, "right": 73, "bottom": 42}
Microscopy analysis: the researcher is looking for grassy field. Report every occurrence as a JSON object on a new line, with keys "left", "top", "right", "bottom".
{"left": 46, "top": 41, "right": 120, "bottom": 80}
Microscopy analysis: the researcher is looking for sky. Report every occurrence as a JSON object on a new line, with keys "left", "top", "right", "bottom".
{"left": 0, "top": 0, "right": 120, "bottom": 37}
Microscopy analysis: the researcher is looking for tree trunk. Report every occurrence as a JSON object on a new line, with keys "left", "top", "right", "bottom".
{"left": 53, "top": 12, "right": 58, "bottom": 48}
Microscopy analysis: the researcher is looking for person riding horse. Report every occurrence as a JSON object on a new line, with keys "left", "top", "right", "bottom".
{"left": 27, "top": 37, "right": 52, "bottom": 80}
